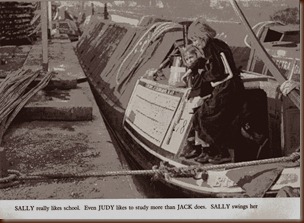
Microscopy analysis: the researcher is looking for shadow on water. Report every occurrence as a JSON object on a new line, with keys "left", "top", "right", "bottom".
{"left": 131, "top": 175, "right": 188, "bottom": 198}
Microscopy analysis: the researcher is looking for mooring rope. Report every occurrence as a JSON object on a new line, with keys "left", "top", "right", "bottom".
{"left": 0, "top": 151, "right": 299, "bottom": 187}
{"left": 202, "top": 150, "right": 300, "bottom": 170}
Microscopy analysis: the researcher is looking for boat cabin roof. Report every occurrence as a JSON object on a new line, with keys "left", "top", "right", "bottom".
{"left": 261, "top": 24, "right": 300, "bottom": 46}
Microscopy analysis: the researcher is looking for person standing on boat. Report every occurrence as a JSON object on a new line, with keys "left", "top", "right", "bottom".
{"left": 184, "top": 17, "right": 246, "bottom": 164}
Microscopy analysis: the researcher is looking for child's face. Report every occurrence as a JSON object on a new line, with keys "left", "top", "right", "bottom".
{"left": 185, "top": 52, "right": 198, "bottom": 67}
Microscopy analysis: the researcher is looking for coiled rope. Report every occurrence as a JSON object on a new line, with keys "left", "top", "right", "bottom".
{"left": 115, "top": 22, "right": 182, "bottom": 86}
{"left": 1, "top": 151, "right": 299, "bottom": 187}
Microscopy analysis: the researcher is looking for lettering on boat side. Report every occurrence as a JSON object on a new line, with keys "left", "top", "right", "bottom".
{"left": 274, "top": 58, "right": 300, "bottom": 75}
{"left": 125, "top": 84, "right": 181, "bottom": 146}
{"left": 144, "top": 83, "right": 176, "bottom": 96}
{"left": 209, "top": 176, "right": 235, "bottom": 188}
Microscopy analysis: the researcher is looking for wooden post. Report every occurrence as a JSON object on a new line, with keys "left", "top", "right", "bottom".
{"left": 41, "top": 1, "right": 48, "bottom": 71}
{"left": 48, "top": 1, "right": 52, "bottom": 38}
{"left": 0, "top": 147, "right": 8, "bottom": 178}
{"left": 104, "top": 3, "right": 109, "bottom": 20}
{"left": 91, "top": 3, "right": 95, "bottom": 15}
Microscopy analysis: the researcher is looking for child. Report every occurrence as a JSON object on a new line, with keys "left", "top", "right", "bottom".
{"left": 183, "top": 45, "right": 199, "bottom": 68}
{"left": 182, "top": 45, "right": 213, "bottom": 98}
{"left": 180, "top": 45, "right": 214, "bottom": 162}
{"left": 181, "top": 45, "right": 199, "bottom": 87}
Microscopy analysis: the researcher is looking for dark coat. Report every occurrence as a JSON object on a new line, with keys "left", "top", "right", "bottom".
{"left": 192, "top": 38, "right": 245, "bottom": 149}
{"left": 188, "top": 57, "right": 213, "bottom": 98}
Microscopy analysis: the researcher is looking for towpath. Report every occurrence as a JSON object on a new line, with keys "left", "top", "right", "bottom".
{"left": 0, "top": 36, "right": 146, "bottom": 199}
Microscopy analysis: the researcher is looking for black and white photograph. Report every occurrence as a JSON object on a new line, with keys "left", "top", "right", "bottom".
{"left": 0, "top": 0, "right": 301, "bottom": 220}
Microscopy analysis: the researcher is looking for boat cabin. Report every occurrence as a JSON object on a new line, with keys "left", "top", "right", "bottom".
{"left": 247, "top": 23, "right": 300, "bottom": 82}
{"left": 53, "top": 19, "right": 79, "bottom": 41}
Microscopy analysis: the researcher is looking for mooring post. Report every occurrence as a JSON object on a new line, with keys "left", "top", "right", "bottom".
{"left": 47, "top": 1, "right": 52, "bottom": 39}
{"left": 91, "top": 3, "right": 95, "bottom": 15}
{"left": 41, "top": 1, "right": 49, "bottom": 72}
{"left": 0, "top": 147, "right": 8, "bottom": 178}
{"left": 104, "top": 3, "right": 109, "bottom": 20}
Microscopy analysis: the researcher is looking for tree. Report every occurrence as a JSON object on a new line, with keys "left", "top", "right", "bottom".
{"left": 270, "top": 7, "right": 300, "bottom": 25}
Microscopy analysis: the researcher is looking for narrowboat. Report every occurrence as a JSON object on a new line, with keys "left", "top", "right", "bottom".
{"left": 76, "top": 1, "right": 300, "bottom": 198}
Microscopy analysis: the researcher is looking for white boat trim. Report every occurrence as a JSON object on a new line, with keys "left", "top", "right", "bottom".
{"left": 167, "top": 166, "right": 300, "bottom": 194}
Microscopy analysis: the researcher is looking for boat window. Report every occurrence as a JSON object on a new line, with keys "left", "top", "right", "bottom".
{"left": 263, "top": 29, "right": 282, "bottom": 42}
{"left": 263, "top": 28, "right": 300, "bottom": 44}
{"left": 281, "top": 31, "right": 300, "bottom": 43}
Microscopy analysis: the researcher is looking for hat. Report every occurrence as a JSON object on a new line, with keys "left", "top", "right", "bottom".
{"left": 188, "top": 17, "right": 216, "bottom": 42}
